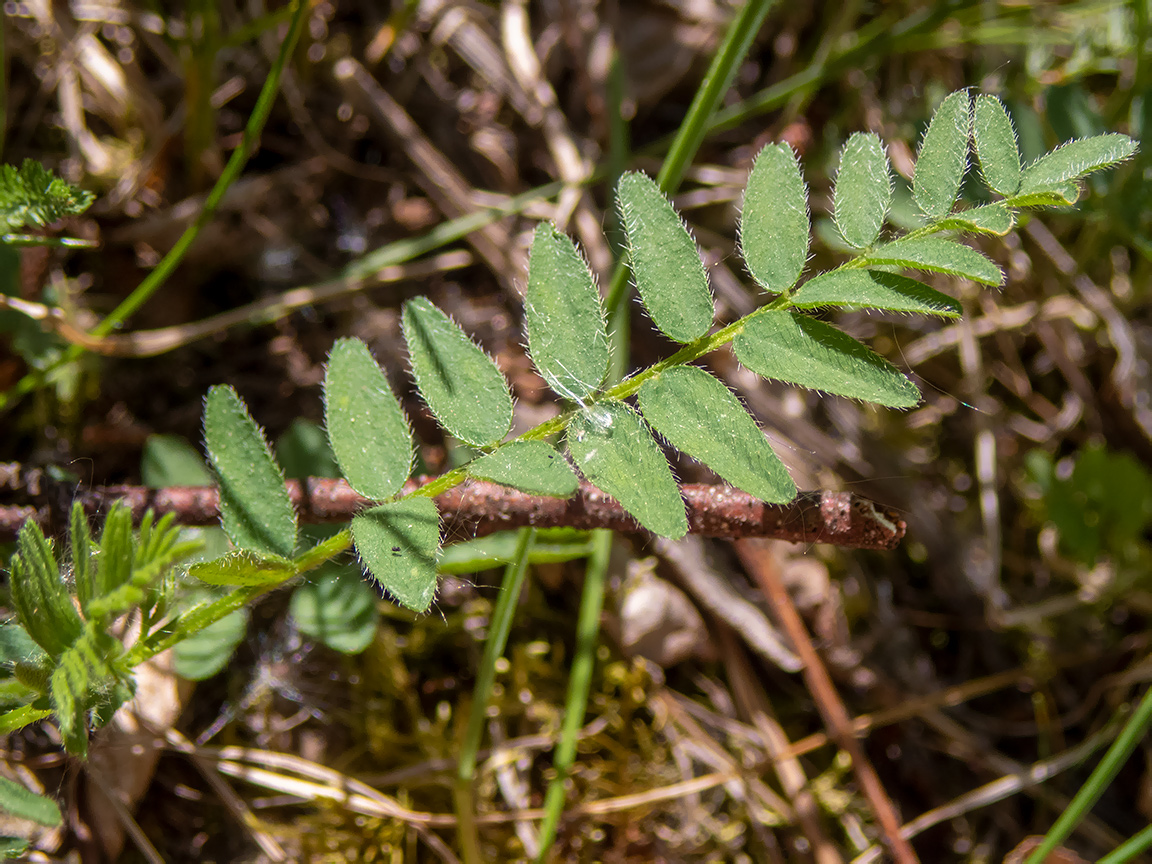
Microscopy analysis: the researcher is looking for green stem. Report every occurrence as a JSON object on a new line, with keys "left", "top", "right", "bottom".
{"left": 534, "top": 528, "right": 611, "bottom": 860}
{"left": 1097, "top": 824, "right": 1152, "bottom": 864}
{"left": 1025, "top": 686, "right": 1152, "bottom": 864}
{"left": 454, "top": 528, "right": 536, "bottom": 864}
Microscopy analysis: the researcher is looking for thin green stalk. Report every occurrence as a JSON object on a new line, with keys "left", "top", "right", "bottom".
{"left": 534, "top": 528, "right": 611, "bottom": 860}
{"left": 1098, "top": 823, "right": 1152, "bottom": 864}
{"left": 454, "top": 528, "right": 537, "bottom": 864}
{"left": 1025, "top": 686, "right": 1152, "bottom": 864}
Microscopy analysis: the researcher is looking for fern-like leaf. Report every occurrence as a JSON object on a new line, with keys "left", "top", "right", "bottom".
{"left": 0, "top": 160, "right": 95, "bottom": 233}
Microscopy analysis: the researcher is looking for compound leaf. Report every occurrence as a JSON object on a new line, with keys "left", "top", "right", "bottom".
{"left": 324, "top": 338, "right": 412, "bottom": 501}
{"left": 525, "top": 223, "right": 608, "bottom": 402}
{"left": 402, "top": 297, "right": 513, "bottom": 448}
{"left": 468, "top": 440, "right": 579, "bottom": 497}
{"left": 863, "top": 236, "right": 1002, "bottom": 286}
{"left": 741, "top": 143, "right": 809, "bottom": 294}
{"left": 638, "top": 366, "right": 796, "bottom": 504}
{"left": 833, "top": 132, "right": 892, "bottom": 248}
{"left": 204, "top": 386, "right": 296, "bottom": 559}
{"left": 913, "top": 90, "right": 971, "bottom": 219}
{"left": 617, "top": 172, "right": 714, "bottom": 343}
{"left": 792, "top": 269, "right": 960, "bottom": 318}
{"left": 1019, "top": 133, "right": 1138, "bottom": 194}
{"left": 734, "top": 311, "right": 920, "bottom": 407}
{"left": 0, "top": 159, "right": 95, "bottom": 233}
{"left": 973, "top": 95, "right": 1021, "bottom": 196}
{"left": 353, "top": 498, "right": 441, "bottom": 613}
{"left": 566, "top": 401, "right": 687, "bottom": 539}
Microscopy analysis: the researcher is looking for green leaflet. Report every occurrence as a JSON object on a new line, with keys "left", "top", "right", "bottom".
{"left": 734, "top": 311, "right": 920, "bottom": 407}
{"left": 913, "top": 90, "right": 971, "bottom": 219}
{"left": 95, "top": 503, "right": 133, "bottom": 600}
{"left": 617, "top": 172, "right": 714, "bottom": 343}
{"left": 973, "top": 95, "right": 1021, "bottom": 196}
{"left": 637, "top": 366, "right": 796, "bottom": 504}
{"left": 203, "top": 385, "right": 297, "bottom": 559}
{"left": 173, "top": 607, "right": 249, "bottom": 681}
{"left": 791, "top": 270, "right": 961, "bottom": 318}
{"left": 566, "top": 401, "right": 688, "bottom": 539}
{"left": 833, "top": 132, "right": 892, "bottom": 248}
{"left": 1003, "top": 184, "right": 1080, "bottom": 208}
{"left": 931, "top": 203, "right": 1015, "bottom": 236}
{"left": 141, "top": 434, "right": 212, "bottom": 487}
{"left": 863, "top": 236, "right": 1002, "bottom": 286}
{"left": 189, "top": 550, "right": 295, "bottom": 586}
{"left": 324, "top": 338, "right": 412, "bottom": 501}
{"left": 353, "top": 498, "right": 441, "bottom": 613}
{"left": 290, "top": 568, "right": 377, "bottom": 655}
{"left": 0, "top": 776, "right": 61, "bottom": 828}
{"left": 70, "top": 502, "right": 94, "bottom": 615}
{"left": 525, "top": 223, "right": 609, "bottom": 402}
{"left": 1019, "top": 133, "right": 1138, "bottom": 194}
{"left": 9, "top": 521, "right": 82, "bottom": 659}
{"left": 402, "top": 297, "right": 513, "bottom": 448}
{"left": 468, "top": 440, "right": 579, "bottom": 497}
{"left": 740, "top": 143, "right": 809, "bottom": 294}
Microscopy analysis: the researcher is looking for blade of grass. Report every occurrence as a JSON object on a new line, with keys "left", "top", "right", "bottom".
{"left": 454, "top": 528, "right": 537, "bottom": 864}
{"left": 1024, "top": 685, "right": 1152, "bottom": 864}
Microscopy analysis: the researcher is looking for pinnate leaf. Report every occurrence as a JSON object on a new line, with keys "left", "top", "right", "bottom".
{"left": 792, "top": 270, "right": 960, "bottom": 318}
{"left": 833, "top": 132, "right": 892, "bottom": 248}
{"left": 974, "top": 95, "right": 1021, "bottom": 195}
{"left": 734, "top": 311, "right": 920, "bottom": 407}
{"left": 863, "top": 236, "right": 1002, "bottom": 286}
{"left": 525, "top": 223, "right": 608, "bottom": 402}
{"left": 566, "top": 401, "right": 688, "bottom": 539}
{"left": 468, "top": 440, "right": 579, "bottom": 497}
{"left": 402, "top": 297, "right": 513, "bottom": 448}
{"left": 617, "top": 172, "right": 713, "bottom": 343}
{"left": 913, "top": 90, "right": 971, "bottom": 218}
{"left": 638, "top": 366, "right": 796, "bottom": 503}
{"left": 204, "top": 385, "right": 297, "bottom": 558}
{"left": 353, "top": 498, "right": 441, "bottom": 613}
{"left": 740, "top": 143, "right": 809, "bottom": 293}
{"left": 324, "top": 338, "right": 412, "bottom": 500}
{"left": 1019, "top": 133, "right": 1138, "bottom": 194}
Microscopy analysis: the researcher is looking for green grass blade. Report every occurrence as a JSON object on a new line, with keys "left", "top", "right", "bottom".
{"left": 913, "top": 89, "right": 972, "bottom": 219}
{"left": 638, "top": 365, "right": 796, "bottom": 504}
{"left": 203, "top": 385, "right": 297, "bottom": 558}
{"left": 734, "top": 311, "right": 920, "bottom": 407}
{"left": 617, "top": 171, "right": 714, "bottom": 343}
{"left": 352, "top": 499, "right": 441, "bottom": 613}
{"left": 791, "top": 269, "right": 960, "bottom": 317}
{"left": 467, "top": 441, "right": 578, "bottom": 498}
{"left": 833, "top": 132, "right": 892, "bottom": 248}
{"left": 402, "top": 297, "right": 513, "bottom": 448}
{"left": 566, "top": 402, "right": 687, "bottom": 539}
{"left": 974, "top": 94, "right": 1021, "bottom": 196}
{"left": 740, "top": 143, "right": 810, "bottom": 294}
{"left": 324, "top": 338, "right": 413, "bottom": 501}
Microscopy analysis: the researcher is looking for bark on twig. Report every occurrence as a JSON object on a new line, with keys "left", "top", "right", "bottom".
{"left": 0, "top": 464, "right": 906, "bottom": 549}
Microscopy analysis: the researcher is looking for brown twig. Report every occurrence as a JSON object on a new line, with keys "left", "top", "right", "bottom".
{"left": 0, "top": 465, "right": 905, "bottom": 548}
{"left": 734, "top": 539, "right": 921, "bottom": 864}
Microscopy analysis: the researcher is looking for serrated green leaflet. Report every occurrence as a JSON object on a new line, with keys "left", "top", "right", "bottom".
{"left": 324, "top": 338, "right": 412, "bottom": 500}
{"left": 617, "top": 172, "right": 714, "bottom": 343}
{"left": 525, "top": 223, "right": 608, "bottom": 401}
{"left": 353, "top": 498, "right": 441, "bottom": 613}
{"left": 833, "top": 132, "right": 891, "bottom": 248}
{"left": 734, "top": 311, "right": 920, "bottom": 407}
{"left": 203, "top": 385, "right": 297, "bottom": 558}
{"left": 189, "top": 550, "right": 295, "bottom": 586}
{"left": 913, "top": 90, "right": 971, "bottom": 219}
{"left": 864, "top": 237, "right": 1002, "bottom": 286}
{"left": 740, "top": 143, "right": 809, "bottom": 294}
{"left": 792, "top": 270, "right": 960, "bottom": 318}
{"left": 932, "top": 203, "right": 1014, "bottom": 236}
{"left": 638, "top": 366, "right": 795, "bottom": 504}
{"left": 402, "top": 297, "right": 513, "bottom": 448}
{"left": 1019, "top": 133, "right": 1137, "bottom": 194}
{"left": 0, "top": 776, "right": 61, "bottom": 827}
{"left": 974, "top": 95, "right": 1021, "bottom": 196}
{"left": 566, "top": 401, "right": 687, "bottom": 539}
{"left": 468, "top": 440, "right": 578, "bottom": 497}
